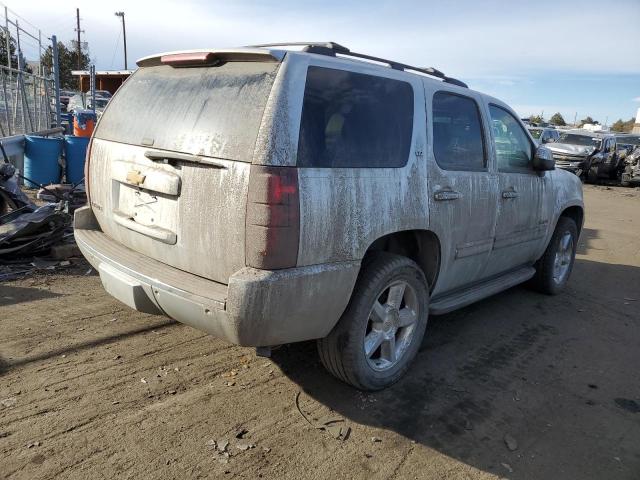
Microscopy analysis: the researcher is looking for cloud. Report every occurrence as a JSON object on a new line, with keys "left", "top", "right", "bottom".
{"left": 11, "top": 0, "right": 640, "bottom": 76}
{"left": 633, "top": 97, "right": 640, "bottom": 102}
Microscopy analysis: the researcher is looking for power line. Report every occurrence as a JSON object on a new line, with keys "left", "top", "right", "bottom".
{"left": 0, "top": 1, "right": 50, "bottom": 40}
{"left": 0, "top": 1, "right": 41, "bottom": 32}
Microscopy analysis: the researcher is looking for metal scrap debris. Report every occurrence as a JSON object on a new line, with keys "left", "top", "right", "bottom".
{"left": 0, "top": 163, "right": 85, "bottom": 270}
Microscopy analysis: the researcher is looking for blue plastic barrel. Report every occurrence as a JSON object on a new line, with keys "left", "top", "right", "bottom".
{"left": 64, "top": 135, "right": 90, "bottom": 184}
{"left": 23, "top": 136, "right": 63, "bottom": 188}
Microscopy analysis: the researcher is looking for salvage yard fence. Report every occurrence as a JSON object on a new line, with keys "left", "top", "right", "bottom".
{"left": 0, "top": 4, "right": 58, "bottom": 138}
{"left": 0, "top": 65, "right": 54, "bottom": 137}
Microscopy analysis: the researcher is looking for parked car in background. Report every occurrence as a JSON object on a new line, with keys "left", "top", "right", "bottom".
{"left": 528, "top": 126, "right": 560, "bottom": 145}
{"left": 67, "top": 93, "right": 111, "bottom": 117}
{"left": 547, "top": 130, "right": 621, "bottom": 182}
{"left": 88, "top": 97, "right": 110, "bottom": 116}
{"left": 75, "top": 42, "right": 584, "bottom": 390}
{"left": 54, "top": 89, "right": 76, "bottom": 113}
{"left": 615, "top": 133, "right": 640, "bottom": 160}
{"left": 95, "top": 90, "right": 113, "bottom": 99}
{"left": 621, "top": 144, "right": 640, "bottom": 187}
{"left": 67, "top": 93, "right": 85, "bottom": 114}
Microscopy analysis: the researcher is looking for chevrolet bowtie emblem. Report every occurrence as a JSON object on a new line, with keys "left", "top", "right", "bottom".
{"left": 126, "top": 169, "right": 146, "bottom": 186}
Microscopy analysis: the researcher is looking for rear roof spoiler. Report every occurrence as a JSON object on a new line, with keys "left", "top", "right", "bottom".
{"left": 136, "top": 48, "right": 285, "bottom": 68}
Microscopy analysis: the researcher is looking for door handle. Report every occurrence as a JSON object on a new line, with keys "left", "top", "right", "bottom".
{"left": 502, "top": 190, "right": 519, "bottom": 199}
{"left": 434, "top": 190, "right": 462, "bottom": 201}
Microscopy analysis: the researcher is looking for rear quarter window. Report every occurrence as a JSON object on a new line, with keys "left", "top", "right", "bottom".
{"left": 94, "top": 62, "right": 279, "bottom": 162}
{"left": 297, "top": 66, "right": 414, "bottom": 168}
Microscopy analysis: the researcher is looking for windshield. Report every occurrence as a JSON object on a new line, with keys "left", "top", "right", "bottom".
{"left": 557, "top": 133, "right": 600, "bottom": 147}
{"left": 91, "top": 98, "right": 109, "bottom": 109}
{"left": 95, "top": 62, "right": 279, "bottom": 161}
{"left": 528, "top": 129, "right": 543, "bottom": 139}
{"left": 616, "top": 136, "right": 640, "bottom": 146}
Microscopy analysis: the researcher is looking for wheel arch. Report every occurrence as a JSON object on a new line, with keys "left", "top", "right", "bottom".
{"left": 559, "top": 205, "right": 584, "bottom": 236}
{"left": 363, "top": 229, "right": 441, "bottom": 293}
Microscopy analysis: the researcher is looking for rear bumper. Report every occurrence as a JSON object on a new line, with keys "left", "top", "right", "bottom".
{"left": 74, "top": 206, "right": 359, "bottom": 346}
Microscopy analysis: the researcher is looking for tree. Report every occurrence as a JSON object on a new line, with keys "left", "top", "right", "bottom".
{"left": 0, "top": 30, "right": 31, "bottom": 72}
{"left": 529, "top": 114, "right": 543, "bottom": 125}
{"left": 40, "top": 41, "right": 90, "bottom": 89}
{"left": 610, "top": 118, "right": 635, "bottom": 133}
{"left": 549, "top": 112, "right": 566, "bottom": 126}
{"left": 578, "top": 116, "right": 599, "bottom": 127}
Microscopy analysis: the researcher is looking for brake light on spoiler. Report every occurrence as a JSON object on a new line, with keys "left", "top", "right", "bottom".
{"left": 137, "top": 49, "right": 284, "bottom": 68}
{"left": 160, "top": 52, "right": 220, "bottom": 67}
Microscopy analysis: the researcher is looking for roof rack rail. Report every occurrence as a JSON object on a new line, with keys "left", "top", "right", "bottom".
{"left": 248, "top": 42, "right": 468, "bottom": 88}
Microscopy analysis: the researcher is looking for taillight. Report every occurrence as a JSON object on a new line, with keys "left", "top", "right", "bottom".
{"left": 84, "top": 137, "right": 93, "bottom": 205}
{"left": 246, "top": 165, "right": 300, "bottom": 269}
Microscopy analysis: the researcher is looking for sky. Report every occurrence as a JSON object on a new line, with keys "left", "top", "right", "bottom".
{"left": 7, "top": 0, "right": 640, "bottom": 124}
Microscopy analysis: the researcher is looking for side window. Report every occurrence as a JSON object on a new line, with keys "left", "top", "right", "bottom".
{"left": 489, "top": 105, "right": 533, "bottom": 171}
{"left": 297, "top": 66, "right": 414, "bottom": 168}
{"left": 432, "top": 91, "right": 486, "bottom": 170}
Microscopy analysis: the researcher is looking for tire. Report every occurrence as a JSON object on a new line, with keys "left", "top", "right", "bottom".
{"left": 620, "top": 167, "right": 632, "bottom": 188}
{"left": 317, "top": 252, "right": 429, "bottom": 391}
{"left": 586, "top": 163, "right": 598, "bottom": 184}
{"left": 578, "top": 171, "right": 587, "bottom": 184}
{"left": 531, "top": 216, "right": 578, "bottom": 295}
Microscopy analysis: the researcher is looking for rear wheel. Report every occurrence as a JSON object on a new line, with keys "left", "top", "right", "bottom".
{"left": 531, "top": 216, "right": 578, "bottom": 295}
{"left": 317, "top": 253, "right": 429, "bottom": 391}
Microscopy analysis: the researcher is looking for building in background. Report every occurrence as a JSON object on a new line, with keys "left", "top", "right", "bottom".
{"left": 581, "top": 123, "right": 608, "bottom": 132}
{"left": 71, "top": 70, "right": 134, "bottom": 95}
{"left": 633, "top": 108, "right": 640, "bottom": 134}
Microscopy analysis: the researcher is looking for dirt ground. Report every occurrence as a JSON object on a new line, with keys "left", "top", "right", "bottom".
{"left": 1, "top": 184, "right": 639, "bottom": 480}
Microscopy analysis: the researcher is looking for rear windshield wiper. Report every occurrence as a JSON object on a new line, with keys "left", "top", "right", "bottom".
{"left": 144, "top": 150, "right": 227, "bottom": 169}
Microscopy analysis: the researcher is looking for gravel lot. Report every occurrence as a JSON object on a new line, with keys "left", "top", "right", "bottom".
{"left": 1, "top": 184, "right": 639, "bottom": 480}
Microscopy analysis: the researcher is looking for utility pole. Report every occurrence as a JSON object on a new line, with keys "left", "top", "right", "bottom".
{"left": 75, "top": 8, "right": 83, "bottom": 90}
{"left": 115, "top": 11, "right": 127, "bottom": 69}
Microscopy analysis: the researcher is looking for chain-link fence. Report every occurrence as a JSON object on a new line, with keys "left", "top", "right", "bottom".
{"left": 0, "top": 65, "right": 54, "bottom": 137}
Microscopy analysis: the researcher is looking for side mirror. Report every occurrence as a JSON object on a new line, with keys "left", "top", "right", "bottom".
{"left": 533, "top": 146, "right": 555, "bottom": 171}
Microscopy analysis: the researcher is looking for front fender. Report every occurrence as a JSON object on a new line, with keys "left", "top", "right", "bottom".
{"left": 539, "top": 169, "right": 584, "bottom": 256}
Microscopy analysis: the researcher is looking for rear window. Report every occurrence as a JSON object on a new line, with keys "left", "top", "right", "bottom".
{"left": 297, "top": 66, "right": 414, "bottom": 168}
{"left": 95, "top": 62, "right": 279, "bottom": 161}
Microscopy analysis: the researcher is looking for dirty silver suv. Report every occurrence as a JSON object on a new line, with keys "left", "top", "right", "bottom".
{"left": 75, "top": 42, "right": 584, "bottom": 390}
